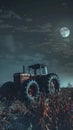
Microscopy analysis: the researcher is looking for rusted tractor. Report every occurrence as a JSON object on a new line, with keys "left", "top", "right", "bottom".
{"left": 15, "top": 64, "right": 60, "bottom": 101}
{"left": 0, "top": 64, "right": 60, "bottom": 102}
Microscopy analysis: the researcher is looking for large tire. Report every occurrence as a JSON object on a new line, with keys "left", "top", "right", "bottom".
{"left": 47, "top": 73, "right": 60, "bottom": 95}
{"left": 21, "top": 80, "right": 40, "bottom": 102}
{"left": 0, "top": 81, "right": 16, "bottom": 99}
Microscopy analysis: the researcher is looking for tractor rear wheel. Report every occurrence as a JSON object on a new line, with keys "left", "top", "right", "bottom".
{"left": 0, "top": 81, "right": 16, "bottom": 100}
{"left": 21, "top": 79, "right": 40, "bottom": 102}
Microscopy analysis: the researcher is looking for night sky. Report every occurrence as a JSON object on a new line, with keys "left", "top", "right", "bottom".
{"left": 0, "top": 0, "right": 73, "bottom": 87}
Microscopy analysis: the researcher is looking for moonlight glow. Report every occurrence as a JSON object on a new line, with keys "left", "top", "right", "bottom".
{"left": 60, "top": 27, "right": 70, "bottom": 38}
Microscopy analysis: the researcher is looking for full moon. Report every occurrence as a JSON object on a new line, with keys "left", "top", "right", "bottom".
{"left": 60, "top": 27, "right": 70, "bottom": 38}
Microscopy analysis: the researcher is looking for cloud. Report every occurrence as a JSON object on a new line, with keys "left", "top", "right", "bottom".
{"left": 38, "top": 23, "right": 52, "bottom": 32}
{"left": 13, "top": 22, "right": 52, "bottom": 33}
{"left": 0, "top": 10, "right": 52, "bottom": 34}
{"left": 27, "top": 23, "right": 52, "bottom": 33}
{"left": 9, "top": 11, "right": 22, "bottom": 20}
{"left": 25, "top": 18, "right": 32, "bottom": 22}
{"left": 50, "top": 42, "right": 73, "bottom": 57}
{"left": 0, "top": 24, "right": 13, "bottom": 28}
{"left": 0, "top": 19, "right": 4, "bottom": 23}
{"left": 5, "top": 35, "right": 16, "bottom": 53}
{"left": 0, "top": 10, "right": 22, "bottom": 20}
{"left": 14, "top": 25, "right": 28, "bottom": 31}
{"left": 15, "top": 53, "right": 45, "bottom": 63}
{"left": 0, "top": 52, "right": 45, "bottom": 63}
{"left": 64, "top": 62, "right": 73, "bottom": 68}
{"left": 0, "top": 9, "right": 2, "bottom": 13}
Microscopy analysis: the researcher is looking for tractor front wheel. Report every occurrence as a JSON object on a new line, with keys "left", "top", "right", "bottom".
{"left": 47, "top": 73, "right": 60, "bottom": 95}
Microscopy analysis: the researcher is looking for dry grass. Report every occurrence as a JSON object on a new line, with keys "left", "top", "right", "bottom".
{"left": 0, "top": 88, "right": 73, "bottom": 130}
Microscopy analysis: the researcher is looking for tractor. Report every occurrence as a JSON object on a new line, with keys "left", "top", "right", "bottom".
{"left": 0, "top": 64, "right": 60, "bottom": 102}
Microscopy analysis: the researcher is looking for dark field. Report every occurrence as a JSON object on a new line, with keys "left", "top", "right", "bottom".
{"left": 0, "top": 87, "right": 73, "bottom": 130}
